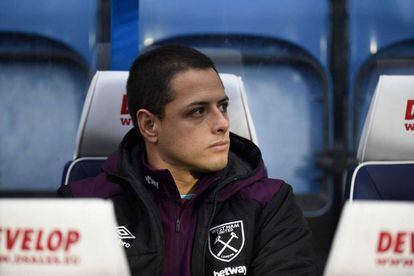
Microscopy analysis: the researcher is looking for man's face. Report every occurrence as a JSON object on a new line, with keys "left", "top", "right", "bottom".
{"left": 155, "top": 68, "right": 230, "bottom": 173}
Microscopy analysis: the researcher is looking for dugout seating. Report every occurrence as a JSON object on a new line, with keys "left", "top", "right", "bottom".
{"left": 345, "top": 75, "right": 414, "bottom": 201}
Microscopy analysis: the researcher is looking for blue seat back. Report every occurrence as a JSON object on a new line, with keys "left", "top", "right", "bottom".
{"left": 63, "top": 158, "right": 106, "bottom": 185}
{"left": 348, "top": 162, "right": 414, "bottom": 201}
{"left": 0, "top": 33, "right": 89, "bottom": 192}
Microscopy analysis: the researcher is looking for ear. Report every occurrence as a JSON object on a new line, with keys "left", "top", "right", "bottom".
{"left": 136, "top": 109, "right": 158, "bottom": 143}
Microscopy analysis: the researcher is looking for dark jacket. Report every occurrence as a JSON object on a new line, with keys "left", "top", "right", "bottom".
{"left": 58, "top": 130, "right": 318, "bottom": 276}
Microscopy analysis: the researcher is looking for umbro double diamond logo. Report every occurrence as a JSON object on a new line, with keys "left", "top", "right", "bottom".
{"left": 116, "top": 226, "right": 135, "bottom": 248}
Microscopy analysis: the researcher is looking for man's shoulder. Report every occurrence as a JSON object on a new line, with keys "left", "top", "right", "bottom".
{"left": 218, "top": 177, "right": 288, "bottom": 207}
{"left": 237, "top": 178, "right": 289, "bottom": 206}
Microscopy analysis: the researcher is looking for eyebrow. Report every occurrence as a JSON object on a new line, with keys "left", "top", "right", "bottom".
{"left": 186, "top": 96, "right": 229, "bottom": 107}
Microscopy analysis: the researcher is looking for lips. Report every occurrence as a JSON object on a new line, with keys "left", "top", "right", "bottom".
{"left": 209, "top": 140, "right": 229, "bottom": 151}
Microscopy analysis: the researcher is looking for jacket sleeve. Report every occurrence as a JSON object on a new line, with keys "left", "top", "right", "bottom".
{"left": 250, "top": 183, "right": 319, "bottom": 276}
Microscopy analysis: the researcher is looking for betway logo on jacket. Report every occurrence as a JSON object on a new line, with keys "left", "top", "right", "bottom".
{"left": 404, "top": 100, "right": 414, "bottom": 131}
{"left": 120, "top": 94, "right": 132, "bottom": 126}
{"left": 213, "top": 265, "right": 247, "bottom": 276}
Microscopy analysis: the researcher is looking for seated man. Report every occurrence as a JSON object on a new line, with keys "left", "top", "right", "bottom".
{"left": 58, "top": 45, "right": 318, "bottom": 276}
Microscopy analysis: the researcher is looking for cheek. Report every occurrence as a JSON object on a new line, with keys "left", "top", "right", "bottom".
{"left": 166, "top": 129, "right": 210, "bottom": 160}
{"left": 171, "top": 131, "right": 205, "bottom": 153}
{"left": 162, "top": 120, "right": 207, "bottom": 143}
{"left": 159, "top": 123, "right": 200, "bottom": 149}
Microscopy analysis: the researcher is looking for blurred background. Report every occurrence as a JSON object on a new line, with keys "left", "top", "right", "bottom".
{"left": 2, "top": 0, "right": 414, "bottom": 269}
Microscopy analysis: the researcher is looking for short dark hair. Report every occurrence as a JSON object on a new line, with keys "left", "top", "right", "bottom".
{"left": 126, "top": 44, "right": 218, "bottom": 142}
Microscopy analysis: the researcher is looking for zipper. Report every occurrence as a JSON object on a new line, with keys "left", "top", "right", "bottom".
{"left": 197, "top": 176, "right": 239, "bottom": 274}
{"left": 175, "top": 201, "right": 184, "bottom": 233}
{"left": 108, "top": 172, "right": 165, "bottom": 276}
{"left": 175, "top": 218, "right": 181, "bottom": 232}
{"left": 200, "top": 195, "right": 218, "bottom": 274}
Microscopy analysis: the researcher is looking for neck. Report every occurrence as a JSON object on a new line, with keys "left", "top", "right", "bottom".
{"left": 167, "top": 167, "right": 199, "bottom": 195}
{"left": 146, "top": 146, "right": 199, "bottom": 195}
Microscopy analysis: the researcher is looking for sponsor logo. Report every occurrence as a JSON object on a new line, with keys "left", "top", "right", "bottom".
{"left": 375, "top": 230, "right": 414, "bottom": 267}
{"left": 116, "top": 226, "right": 135, "bottom": 249}
{"left": 120, "top": 94, "right": 132, "bottom": 126}
{"left": 0, "top": 227, "right": 81, "bottom": 265}
{"left": 213, "top": 266, "right": 247, "bottom": 276}
{"left": 208, "top": 220, "right": 245, "bottom": 262}
{"left": 145, "top": 175, "right": 159, "bottom": 189}
{"left": 404, "top": 100, "right": 414, "bottom": 131}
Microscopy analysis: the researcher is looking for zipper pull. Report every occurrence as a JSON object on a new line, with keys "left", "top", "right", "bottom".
{"left": 175, "top": 219, "right": 181, "bottom": 233}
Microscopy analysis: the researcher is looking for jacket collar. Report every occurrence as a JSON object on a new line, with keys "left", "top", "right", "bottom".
{"left": 140, "top": 158, "right": 222, "bottom": 203}
{"left": 102, "top": 129, "right": 267, "bottom": 201}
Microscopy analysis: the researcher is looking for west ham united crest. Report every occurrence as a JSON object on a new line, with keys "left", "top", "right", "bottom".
{"left": 208, "top": 220, "right": 245, "bottom": 262}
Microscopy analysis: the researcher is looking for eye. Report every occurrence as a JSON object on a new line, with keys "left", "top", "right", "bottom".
{"left": 189, "top": 107, "right": 205, "bottom": 117}
{"left": 219, "top": 102, "right": 229, "bottom": 113}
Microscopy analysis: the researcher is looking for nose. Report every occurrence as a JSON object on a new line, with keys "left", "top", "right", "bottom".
{"left": 210, "top": 106, "right": 229, "bottom": 134}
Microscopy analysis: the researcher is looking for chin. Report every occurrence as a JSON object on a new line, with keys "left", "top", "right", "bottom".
{"left": 198, "top": 156, "right": 229, "bottom": 173}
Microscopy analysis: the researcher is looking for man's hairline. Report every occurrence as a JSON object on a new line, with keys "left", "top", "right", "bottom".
{"left": 157, "top": 66, "right": 223, "bottom": 119}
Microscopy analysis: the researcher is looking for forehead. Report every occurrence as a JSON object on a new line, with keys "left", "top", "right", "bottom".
{"left": 169, "top": 68, "right": 225, "bottom": 105}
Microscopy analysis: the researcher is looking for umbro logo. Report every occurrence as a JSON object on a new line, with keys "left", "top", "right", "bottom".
{"left": 116, "top": 226, "right": 135, "bottom": 248}
{"left": 145, "top": 175, "right": 159, "bottom": 189}
{"left": 208, "top": 220, "right": 245, "bottom": 262}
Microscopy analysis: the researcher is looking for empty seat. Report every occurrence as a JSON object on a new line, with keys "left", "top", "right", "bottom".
{"left": 0, "top": 32, "right": 89, "bottom": 193}
{"left": 351, "top": 40, "right": 414, "bottom": 148}
{"left": 346, "top": 75, "right": 414, "bottom": 201}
